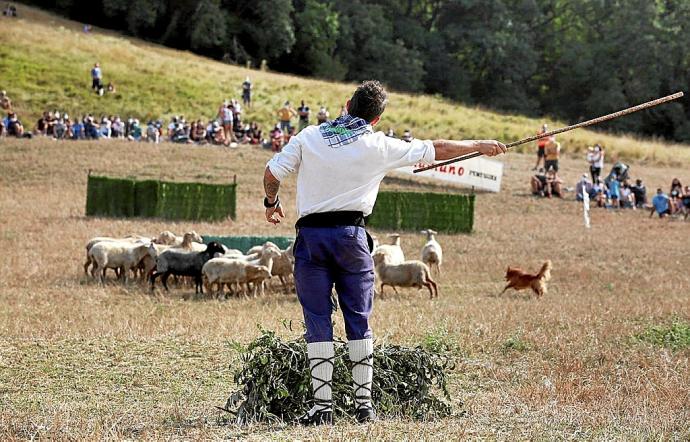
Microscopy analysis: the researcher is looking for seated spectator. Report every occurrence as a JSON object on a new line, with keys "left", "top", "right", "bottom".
{"left": 0, "top": 90, "right": 11, "bottom": 110}
{"left": 208, "top": 121, "right": 225, "bottom": 145}
{"left": 270, "top": 124, "right": 283, "bottom": 152}
{"left": 0, "top": 118, "right": 5, "bottom": 136}
{"left": 249, "top": 122, "right": 262, "bottom": 145}
{"left": 71, "top": 118, "right": 84, "bottom": 139}
{"left": 402, "top": 129, "right": 413, "bottom": 142}
{"left": 146, "top": 121, "right": 159, "bottom": 143}
{"left": 84, "top": 115, "right": 99, "bottom": 139}
{"left": 99, "top": 116, "right": 111, "bottom": 138}
{"left": 111, "top": 116, "right": 124, "bottom": 138}
{"left": 545, "top": 167, "right": 563, "bottom": 198}
{"left": 631, "top": 179, "right": 647, "bottom": 208}
{"left": 192, "top": 120, "right": 206, "bottom": 144}
{"left": 6, "top": 112, "right": 27, "bottom": 138}
{"left": 669, "top": 178, "right": 683, "bottom": 214}
{"left": 317, "top": 106, "right": 329, "bottom": 124}
{"left": 128, "top": 119, "right": 142, "bottom": 141}
{"left": 171, "top": 122, "right": 190, "bottom": 143}
{"left": 650, "top": 188, "right": 671, "bottom": 218}
{"left": 54, "top": 118, "right": 67, "bottom": 139}
{"left": 35, "top": 112, "right": 48, "bottom": 136}
{"left": 575, "top": 173, "right": 592, "bottom": 201}
{"left": 386, "top": 128, "right": 395, "bottom": 138}
{"left": 107, "top": 82, "right": 116, "bottom": 93}
{"left": 3, "top": 3, "right": 17, "bottom": 17}
{"left": 530, "top": 168, "right": 547, "bottom": 196}
{"left": 591, "top": 179, "right": 607, "bottom": 207}
{"left": 681, "top": 186, "right": 690, "bottom": 220}
{"left": 608, "top": 173, "right": 620, "bottom": 208}
{"left": 620, "top": 180, "right": 636, "bottom": 209}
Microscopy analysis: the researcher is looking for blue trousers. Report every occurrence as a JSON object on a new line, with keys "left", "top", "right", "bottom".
{"left": 294, "top": 226, "right": 375, "bottom": 343}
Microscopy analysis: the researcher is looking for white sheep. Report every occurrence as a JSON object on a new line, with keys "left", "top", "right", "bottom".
{"left": 420, "top": 229, "right": 442, "bottom": 276}
{"left": 83, "top": 236, "right": 151, "bottom": 276}
{"left": 270, "top": 242, "right": 295, "bottom": 293}
{"left": 153, "top": 230, "right": 203, "bottom": 246}
{"left": 372, "top": 233, "right": 405, "bottom": 265}
{"left": 202, "top": 248, "right": 279, "bottom": 297}
{"left": 88, "top": 241, "right": 151, "bottom": 284}
{"left": 372, "top": 253, "right": 438, "bottom": 299}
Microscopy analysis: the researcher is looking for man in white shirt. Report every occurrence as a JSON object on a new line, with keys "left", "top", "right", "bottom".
{"left": 263, "top": 81, "right": 506, "bottom": 426}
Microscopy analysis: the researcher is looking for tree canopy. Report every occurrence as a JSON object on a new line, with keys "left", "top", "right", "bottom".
{"left": 29, "top": 0, "right": 690, "bottom": 141}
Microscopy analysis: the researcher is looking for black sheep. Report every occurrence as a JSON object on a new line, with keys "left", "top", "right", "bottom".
{"left": 150, "top": 241, "right": 225, "bottom": 294}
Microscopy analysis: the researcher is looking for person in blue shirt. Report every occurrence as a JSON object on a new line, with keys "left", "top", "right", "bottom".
{"left": 608, "top": 173, "right": 621, "bottom": 208}
{"left": 650, "top": 188, "right": 671, "bottom": 218}
{"left": 71, "top": 120, "right": 84, "bottom": 139}
{"left": 91, "top": 62, "right": 103, "bottom": 95}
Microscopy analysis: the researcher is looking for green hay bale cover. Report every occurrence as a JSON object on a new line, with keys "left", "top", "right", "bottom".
{"left": 202, "top": 236, "right": 294, "bottom": 253}
{"left": 367, "top": 191, "right": 474, "bottom": 233}
{"left": 85, "top": 175, "right": 236, "bottom": 221}
{"left": 85, "top": 175, "right": 136, "bottom": 217}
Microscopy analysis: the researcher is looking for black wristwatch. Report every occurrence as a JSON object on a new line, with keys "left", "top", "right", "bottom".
{"left": 264, "top": 195, "right": 280, "bottom": 208}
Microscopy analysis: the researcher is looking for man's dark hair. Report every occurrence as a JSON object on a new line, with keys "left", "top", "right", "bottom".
{"left": 348, "top": 80, "right": 387, "bottom": 122}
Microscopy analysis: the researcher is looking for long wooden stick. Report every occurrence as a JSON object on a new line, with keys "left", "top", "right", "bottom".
{"left": 413, "top": 91, "right": 684, "bottom": 173}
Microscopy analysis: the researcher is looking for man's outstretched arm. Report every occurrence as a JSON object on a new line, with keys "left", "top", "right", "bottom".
{"left": 264, "top": 166, "right": 285, "bottom": 224}
{"left": 433, "top": 139, "right": 507, "bottom": 160}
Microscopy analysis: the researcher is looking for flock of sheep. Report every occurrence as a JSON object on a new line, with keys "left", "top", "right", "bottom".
{"left": 81, "top": 228, "right": 444, "bottom": 299}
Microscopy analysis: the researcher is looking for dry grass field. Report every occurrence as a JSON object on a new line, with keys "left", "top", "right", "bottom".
{"left": 1, "top": 136, "right": 688, "bottom": 440}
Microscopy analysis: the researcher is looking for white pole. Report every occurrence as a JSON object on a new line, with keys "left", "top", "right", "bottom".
{"left": 583, "top": 183, "right": 591, "bottom": 229}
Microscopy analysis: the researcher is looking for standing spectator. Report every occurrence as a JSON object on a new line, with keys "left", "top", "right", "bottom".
{"left": 297, "top": 100, "right": 310, "bottom": 131}
{"left": 218, "top": 103, "right": 236, "bottom": 143}
{"left": 590, "top": 144, "right": 604, "bottom": 182}
{"left": 3, "top": 3, "right": 17, "bottom": 16}
{"left": 232, "top": 99, "right": 242, "bottom": 134}
{"left": 650, "top": 188, "right": 671, "bottom": 218}
{"left": 533, "top": 123, "right": 552, "bottom": 170}
{"left": 631, "top": 179, "right": 647, "bottom": 208}
{"left": 402, "top": 129, "right": 413, "bottom": 142}
{"left": 91, "top": 63, "right": 104, "bottom": 96}
{"left": 277, "top": 101, "right": 297, "bottom": 132}
{"left": 0, "top": 90, "right": 11, "bottom": 110}
{"left": 544, "top": 139, "right": 560, "bottom": 172}
{"left": 608, "top": 173, "right": 620, "bottom": 208}
{"left": 242, "top": 77, "right": 252, "bottom": 107}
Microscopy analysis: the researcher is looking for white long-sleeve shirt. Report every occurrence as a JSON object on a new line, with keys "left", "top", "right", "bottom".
{"left": 267, "top": 125, "right": 435, "bottom": 218}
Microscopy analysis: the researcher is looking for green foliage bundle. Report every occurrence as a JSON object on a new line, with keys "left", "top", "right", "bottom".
{"left": 224, "top": 330, "right": 454, "bottom": 424}
{"left": 635, "top": 319, "right": 690, "bottom": 352}
{"left": 85, "top": 175, "right": 236, "bottom": 221}
{"left": 368, "top": 192, "right": 474, "bottom": 234}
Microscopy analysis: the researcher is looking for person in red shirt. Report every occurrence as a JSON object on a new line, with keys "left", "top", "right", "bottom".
{"left": 533, "top": 123, "right": 554, "bottom": 170}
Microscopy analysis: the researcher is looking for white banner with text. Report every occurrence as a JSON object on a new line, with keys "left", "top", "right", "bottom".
{"left": 395, "top": 157, "right": 504, "bottom": 193}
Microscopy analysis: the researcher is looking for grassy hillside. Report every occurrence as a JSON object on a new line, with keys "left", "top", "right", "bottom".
{"left": 1, "top": 5, "right": 689, "bottom": 166}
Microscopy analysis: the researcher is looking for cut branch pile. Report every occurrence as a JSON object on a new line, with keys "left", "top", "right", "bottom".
{"left": 223, "top": 330, "right": 455, "bottom": 424}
